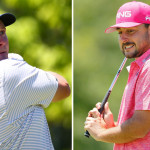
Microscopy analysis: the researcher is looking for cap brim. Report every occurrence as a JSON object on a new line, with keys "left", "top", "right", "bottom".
{"left": 0, "top": 13, "right": 16, "bottom": 27}
{"left": 105, "top": 22, "right": 142, "bottom": 33}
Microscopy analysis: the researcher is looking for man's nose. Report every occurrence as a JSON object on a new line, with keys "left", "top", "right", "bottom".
{"left": 119, "top": 33, "right": 129, "bottom": 43}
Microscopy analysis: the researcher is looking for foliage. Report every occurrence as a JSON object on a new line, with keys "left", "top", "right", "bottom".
{"left": 0, "top": 0, "right": 71, "bottom": 150}
{"left": 74, "top": 0, "right": 149, "bottom": 149}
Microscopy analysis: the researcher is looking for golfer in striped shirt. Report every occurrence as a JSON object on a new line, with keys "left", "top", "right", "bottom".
{"left": 0, "top": 13, "right": 70, "bottom": 149}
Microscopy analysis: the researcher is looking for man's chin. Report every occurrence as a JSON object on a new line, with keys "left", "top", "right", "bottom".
{"left": 0, "top": 52, "right": 8, "bottom": 60}
{"left": 122, "top": 51, "right": 138, "bottom": 59}
{"left": 124, "top": 54, "right": 135, "bottom": 59}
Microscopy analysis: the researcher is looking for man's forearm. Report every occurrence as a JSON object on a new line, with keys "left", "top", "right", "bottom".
{"left": 85, "top": 117, "right": 138, "bottom": 143}
{"left": 48, "top": 71, "right": 71, "bottom": 102}
{"left": 96, "top": 113, "right": 149, "bottom": 144}
{"left": 85, "top": 110, "right": 150, "bottom": 144}
{"left": 97, "top": 124, "right": 137, "bottom": 144}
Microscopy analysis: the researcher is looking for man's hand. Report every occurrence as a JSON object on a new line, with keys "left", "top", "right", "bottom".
{"left": 85, "top": 110, "right": 150, "bottom": 144}
{"left": 96, "top": 102, "right": 116, "bottom": 128}
{"left": 84, "top": 116, "right": 107, "bottom": 141}
{"left": 88, "top": 102, "right": 115, "bottom": 128}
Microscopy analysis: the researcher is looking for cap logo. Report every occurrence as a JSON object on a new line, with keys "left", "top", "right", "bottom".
{"left": 117, "top": 11, "right": 131, "bottom": 18}
{"left": 146, "top": 16, "right": 150, "bottom": 21}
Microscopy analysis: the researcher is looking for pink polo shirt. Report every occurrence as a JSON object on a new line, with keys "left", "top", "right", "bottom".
{"left": 114, "top": 49, "right": 150, "bottom": 150}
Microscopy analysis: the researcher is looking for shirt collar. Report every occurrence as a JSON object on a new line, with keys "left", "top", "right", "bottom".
{"left": 134, "top": 49, "right": 150, "bottom": 68}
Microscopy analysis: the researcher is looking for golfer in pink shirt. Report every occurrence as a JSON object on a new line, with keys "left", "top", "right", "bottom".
{"left": 84, "top": 1, "right": 150, "bottom": 150}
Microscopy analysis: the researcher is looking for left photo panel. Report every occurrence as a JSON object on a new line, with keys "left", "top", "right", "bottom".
{"left": 0, "top": 0, "right": 72, "bottom": 150}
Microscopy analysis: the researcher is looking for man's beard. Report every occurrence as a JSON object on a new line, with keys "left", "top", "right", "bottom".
{"left": 121, "top": 42, "right": 144, "bottom": 58}
{"left": 122, "top": 48, "right": 139, "bottom": 58}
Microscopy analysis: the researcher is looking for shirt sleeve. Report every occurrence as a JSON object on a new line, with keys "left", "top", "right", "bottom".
{"left": 135, "top": 60, "right": 150, "bottom": 110}
{"left": 4, "top": 60, "right": 58, "bottom": 123}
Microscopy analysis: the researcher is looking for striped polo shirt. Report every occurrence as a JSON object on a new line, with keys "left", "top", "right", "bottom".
{"left": 0, "top": 54, "right": 58, "bottom": 149}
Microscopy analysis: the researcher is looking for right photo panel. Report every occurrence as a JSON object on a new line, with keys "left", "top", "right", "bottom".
{"left": 74, "top": 0, "right": 150, "bottom": 149}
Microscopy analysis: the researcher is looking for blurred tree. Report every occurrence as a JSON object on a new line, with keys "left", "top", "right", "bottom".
{"left": 0, "top": 0, "right": 71, "bottom": 150}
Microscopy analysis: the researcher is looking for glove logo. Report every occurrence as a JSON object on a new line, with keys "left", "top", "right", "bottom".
{"left": 117, "top": 11, "right": 131, "bottom": 18}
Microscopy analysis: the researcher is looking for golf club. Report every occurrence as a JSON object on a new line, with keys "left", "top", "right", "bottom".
{"left": 84, "top": 57, "right": 128, "bottom": 138}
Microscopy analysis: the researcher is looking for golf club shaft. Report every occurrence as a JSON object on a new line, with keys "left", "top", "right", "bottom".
{"left": 84, "top": 57, "right": 127, "bottom": 138}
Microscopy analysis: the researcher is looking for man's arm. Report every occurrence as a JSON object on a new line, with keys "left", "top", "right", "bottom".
{"left": 85, "top": 110, "right": 150, "bottom": 144}
{"left": 49, "top": 72, "right": 71, "bottom": 102}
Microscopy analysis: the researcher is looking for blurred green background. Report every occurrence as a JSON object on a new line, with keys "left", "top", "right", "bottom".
{"left": 0, "top": 0, "right": 71, "bottom": 150}
{"left": 74, "top": 0, "right": 150, "bottom": 150}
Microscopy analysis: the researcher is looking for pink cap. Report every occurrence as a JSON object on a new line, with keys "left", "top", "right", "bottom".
{"left": 105, "top": 1, "right": 150, "bottom": 33}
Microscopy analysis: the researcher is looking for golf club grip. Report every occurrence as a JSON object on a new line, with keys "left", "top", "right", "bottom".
{"left": 84, "top": 90, "right": 111, "bottom": 138}
{"left": 98, "top": 90, "right": 111, "bottom": 113}
{"left": 84, "top": 130, "right": 90, "bottom": 138}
